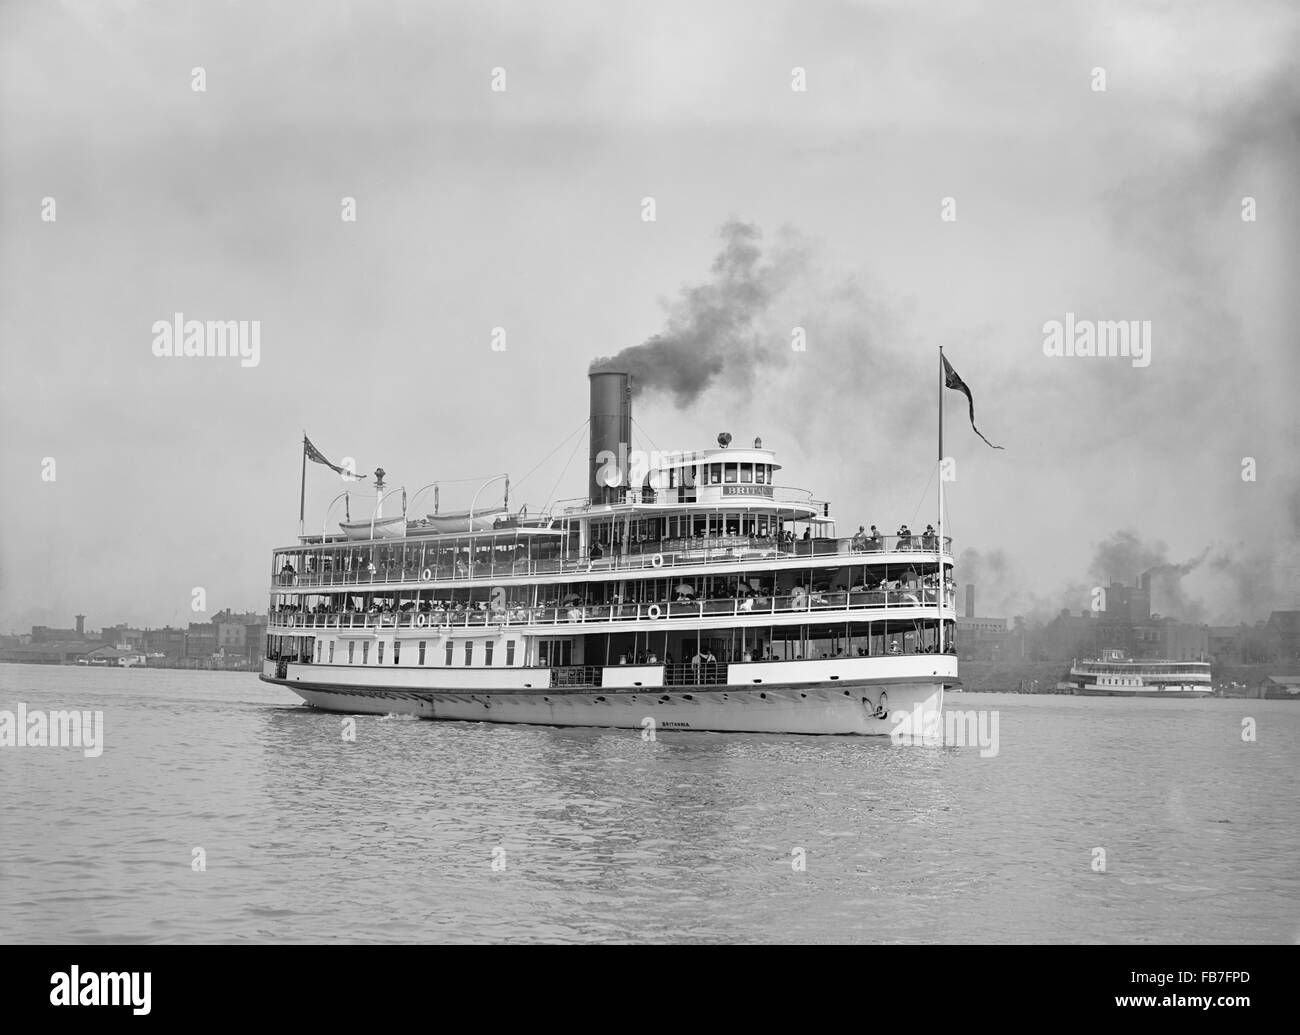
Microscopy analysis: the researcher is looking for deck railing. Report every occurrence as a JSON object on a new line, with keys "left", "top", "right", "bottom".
{"left": 549, "top": 665, "right": 603, "bottom": 688}
{"left": 664, "top": 662, "right": 728, "bottom": 686}
{"left": 268, "top": 586, "right": 957, "bottom": 633}
{"left": 275, "top": 534, "right": 952, "bottom": 589}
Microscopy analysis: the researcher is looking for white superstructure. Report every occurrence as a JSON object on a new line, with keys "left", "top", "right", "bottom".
{"left": 260, "top": 372, "right": 958, "bottom": 734}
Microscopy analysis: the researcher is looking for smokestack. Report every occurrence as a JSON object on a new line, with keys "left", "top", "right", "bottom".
{"left": 75, "top": 614, "right": 85, "bottom": 636}
{"left": 965, "top": 585, "right": 975, "bottom": 618}
{"left": 588, "top": 371, "right": 632, "bottom": 505}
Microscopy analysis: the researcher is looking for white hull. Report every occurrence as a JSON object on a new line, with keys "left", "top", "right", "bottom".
{"left": 265, "top": 672, "right": 946, "bottom": 736}
{"left": 1075, "top": 686, "right": 1212, "bottom": 698}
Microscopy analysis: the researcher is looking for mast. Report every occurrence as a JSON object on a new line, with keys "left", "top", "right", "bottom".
{"left": 372, "top": 467, "right": 386, "bottom": 540}
{"left": 937, "top": 347, "right": 945, "bottom": 652}
{"left": 298, "top": 433, "right": 307, "bottom": 539}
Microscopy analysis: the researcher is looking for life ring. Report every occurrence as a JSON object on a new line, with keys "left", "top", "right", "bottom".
{"left": 416, "top": 613, "right": 428, "bottom": 627}
{"left": 651, "top": 553, "right": 664, "bottom": 568}
{"left": 422, "top": 567, "right": 433, "bottom": 581}
{"left": 647, "top": 604, "right": 662, "bottom": 620}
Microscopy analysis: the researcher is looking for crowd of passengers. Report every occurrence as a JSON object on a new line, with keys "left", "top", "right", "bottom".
{"left": 847, "top": 524, "right": 940, "bottom": 551}
{"left": 274, "top": 523, "right": 945, "bottom": 584}
{"left": 269, "top": 573, "right": 955, "bottom": 625}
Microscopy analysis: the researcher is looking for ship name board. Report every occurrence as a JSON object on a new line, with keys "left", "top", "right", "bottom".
{"left": 721, "top": 485, "right": 774, "bottom": 497}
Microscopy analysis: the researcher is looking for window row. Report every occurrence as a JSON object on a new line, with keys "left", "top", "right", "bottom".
{"left": 667, "top": 462, "right": 774, "bottom": 487}
{"left": 315, "top": 637, "right": 518, "bottom": 667}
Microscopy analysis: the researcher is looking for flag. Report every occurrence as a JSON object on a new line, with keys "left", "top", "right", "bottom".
{"left": 304, "top": 435, "right": 363, "bottom": 479}
{"left": 942, "top": 355, "right": 1003, "bottom": 450}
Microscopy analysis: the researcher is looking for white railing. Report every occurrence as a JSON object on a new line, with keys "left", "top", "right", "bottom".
{"left": 268, "top": 588, "right": 957, "bottom": 632}
{"left": 275, "top": 534, "right": 953, "bottom": 589}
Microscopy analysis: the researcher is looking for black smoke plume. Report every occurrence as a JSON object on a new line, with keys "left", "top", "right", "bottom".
{"left": 589, "top": 220, "right": 806, "bottom": 406}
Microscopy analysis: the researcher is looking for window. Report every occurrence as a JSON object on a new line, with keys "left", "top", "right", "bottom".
{"left": 393, "top": 640, "right": 400, "bottom": 665}
{"left": 506, "top": 640, "right": 516, "bottom": 665}
{"left": 328, "top": 641, "right": 335, "bottom": 663}
{"left": 485, "top": 640, "right": 495, "bottom": 666}
{"left": 756, "top": 465, "right": 767, "bottom": 484}
{"left": 348, "top": 641, "right": 355, "bottom": 664}
{"left": 709, "top": 463, "right": 721, "bottom": 484}
{"left": 740, "top": 463, "right": 753, "bottom": 483}
{"left": 362, "top": 641, "right": 370, "bottom": 664}
{"left": 724, "top": 464, "right": 738, "bottom": 483}
{"left": 540, "top": 639, "right": 572, "bottom": 666}
{"left": 445, "top": 640, "right": 454, "bottom": 666}
{"left": 315, "top": 641, "right": 322, "bottom": 662}
{"left": 464, "top": 641, "right": 474, "bottom": 666}
{"left": 418, "top": 640, "right": 427, "bottom": 665}
{"left": 377, "top": 641, "right": 385, "bottom": 665}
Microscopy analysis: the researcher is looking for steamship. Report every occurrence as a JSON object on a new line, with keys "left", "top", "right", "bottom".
{"left": 259, "top": 372, "right": 957, "bottom": 735}
{"left": 1067, "top": 649, "right": 1213, "bottom": 698}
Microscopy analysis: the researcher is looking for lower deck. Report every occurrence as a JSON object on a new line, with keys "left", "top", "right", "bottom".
{"left": 262, "top": 659, "right": 953, "bottom": 736}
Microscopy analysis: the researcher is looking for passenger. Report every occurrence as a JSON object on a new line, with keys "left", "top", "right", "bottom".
{"left": 922, "top": 524, "right": 937, "bottom": 550}
{"left": 851, "top": 525, "right": 867, "bottom": 550}
{"left": 897, "top": 524, "right": 912, "bottom": 550}
{"left": 889, "top": 640, "right": 902, "bottom": 654}
{"left": 802, "top": 528, "right": 811, "bottom": 541}
{"left": 868, "top": 525, "right": 882, "bottom": 550}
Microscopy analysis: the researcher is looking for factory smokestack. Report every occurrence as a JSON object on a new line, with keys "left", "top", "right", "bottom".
{"left": 588, "top": 371, "right": 632, "bottom": 506}
{"left": 75, "top": 614, "right": 85, "bottom": 637}
{"left": 965, "top": 585, "right": 975, "bottom": 619}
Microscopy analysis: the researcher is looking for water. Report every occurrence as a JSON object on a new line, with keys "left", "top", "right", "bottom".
{"left": 0, "top": 664, "right": 1296, "bottom": 943}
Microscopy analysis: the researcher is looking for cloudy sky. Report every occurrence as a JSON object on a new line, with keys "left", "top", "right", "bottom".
{"left": 1, "top": 0, "right": 1296, "bottom": 633}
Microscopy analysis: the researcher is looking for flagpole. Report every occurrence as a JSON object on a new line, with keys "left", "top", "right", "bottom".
{"left": 937, "top": 348, "right": 945, "bottom": 652}
{"left": 299, "top": 432, "right": 307, "bottom": 540}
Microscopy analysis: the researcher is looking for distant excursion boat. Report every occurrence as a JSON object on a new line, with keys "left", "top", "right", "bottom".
{"left": 260, "top": 366, "right": 961, "bottom": 736}
{"left": 1067, "top": 649, "right": 1212, "bottom": 698}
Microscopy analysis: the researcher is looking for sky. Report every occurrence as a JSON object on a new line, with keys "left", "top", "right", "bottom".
{"left": 1, "top": 0, "right": 1297, "bottom": 633}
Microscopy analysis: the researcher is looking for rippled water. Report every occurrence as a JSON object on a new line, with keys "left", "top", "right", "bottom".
{"left": 0, "top": 664, "right": 1296, "bottom": 943}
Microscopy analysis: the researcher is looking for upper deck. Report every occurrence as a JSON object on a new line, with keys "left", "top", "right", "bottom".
{"left": 273, "top": 530, "right": 953, "bottom": 591}
{"left": 282, "top": 369, "right": 953, "bottom": 595}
